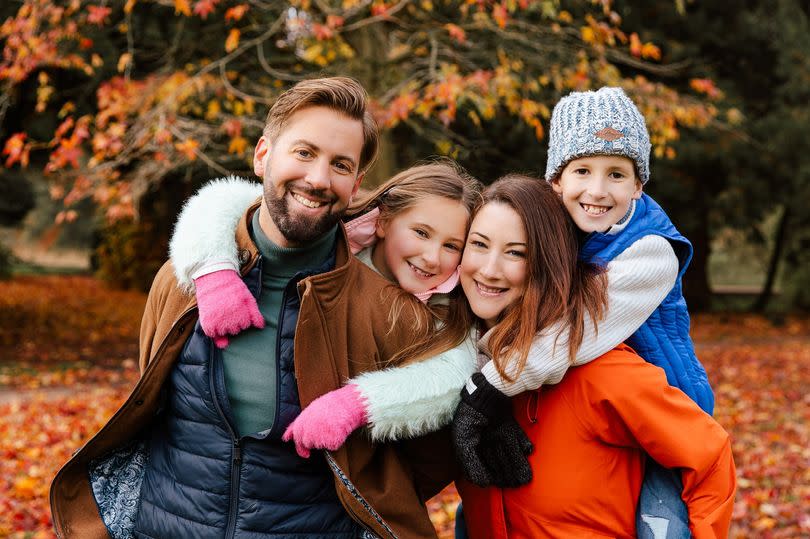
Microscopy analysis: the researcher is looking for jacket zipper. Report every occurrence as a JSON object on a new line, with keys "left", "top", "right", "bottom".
{"left": 270, "top": 282, "right": 292, "bottom": 435}
{"left": 209, "top": 344, "right": 242, "bottom": 539}
{"left": 324, "top": 452, "right": 396, "bottom": 539}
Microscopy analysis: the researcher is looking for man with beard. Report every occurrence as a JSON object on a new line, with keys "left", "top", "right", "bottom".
{"left": 50, "top": 77, "right": 454, "bottom": 539}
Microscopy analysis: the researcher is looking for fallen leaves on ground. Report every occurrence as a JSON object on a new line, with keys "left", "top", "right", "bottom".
{"left": 703, "top": 339, "right": 810, "bottom": 538}
{"left": 0, "top": 275, "right": 145, "bottom": 367}
{"left": 0, "top": 387, "right": 131, "bottom": 538}
{"left": 0, "top": 276, "right": 807, "bottom": 537}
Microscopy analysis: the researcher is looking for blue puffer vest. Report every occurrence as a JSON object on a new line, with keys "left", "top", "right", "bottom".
{"left": 580, "top": 194, "right": 714, "bottom": 414}
{"left": 133, "top": 253, "right": 361, "bottom": 538}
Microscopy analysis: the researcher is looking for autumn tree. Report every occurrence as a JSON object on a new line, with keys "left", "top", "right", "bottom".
{"left": 615, "top": 0, "right": 810, "bottom": 311}
{"left": 1, "top": 0, "right": 718, "bottom": 289}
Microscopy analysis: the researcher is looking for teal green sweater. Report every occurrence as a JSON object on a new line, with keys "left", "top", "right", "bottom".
{"left": 222, "top": 209, "right": 336, "bottom": 436}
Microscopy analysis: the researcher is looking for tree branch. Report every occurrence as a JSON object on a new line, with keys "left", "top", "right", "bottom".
{"left": 218, "top": 63, "right": 274, "bottom": 105}
{"left": 340, "top": 0, "right": 411, "bottom": 32}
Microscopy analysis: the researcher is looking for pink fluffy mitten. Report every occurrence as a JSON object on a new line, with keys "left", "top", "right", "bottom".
{"left": 194, "top": 269, "right": 265, "bottom": 348}
{"left": 282, "top": 384, "right": 368, "bottom": 458}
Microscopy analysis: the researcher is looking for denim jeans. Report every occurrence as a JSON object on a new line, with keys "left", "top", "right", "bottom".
{"left": 454, "top": 502, "right": 469, "bottom": 539}
{"left": 637, "top": 458, "right": 691, "bottom": 539}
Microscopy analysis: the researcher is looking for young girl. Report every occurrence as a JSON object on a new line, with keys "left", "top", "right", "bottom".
{"left": 170, "top": 161, "right": 483, "bottom": 444}
{"left": 452, "top": 174, "right": 735, "bottom": 537}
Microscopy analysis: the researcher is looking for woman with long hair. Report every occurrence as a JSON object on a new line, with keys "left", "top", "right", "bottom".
{"left": 452, "top": 174, "right": 735, "bottom": 537}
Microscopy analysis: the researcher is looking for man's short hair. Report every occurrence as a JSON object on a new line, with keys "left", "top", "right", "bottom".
{"left": 263, "top": 77, "right": 379, "bottom": 174}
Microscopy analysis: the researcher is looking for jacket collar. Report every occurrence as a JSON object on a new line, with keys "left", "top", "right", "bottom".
{"left": 235, "top": 197, "right": 352, "bottom": 283}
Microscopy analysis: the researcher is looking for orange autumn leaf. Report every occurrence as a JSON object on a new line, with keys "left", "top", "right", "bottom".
{"left": 228, "top": 135, "right": 248, "bottom": 155}
{"left": 444, "top": 23, "right": 466, "bottom": 44}
{"left": 629, "top": 32, "right": 643, "bottom": 57}
{"left": 371, "top": 2, "right": 388, "bottom": 17}
{"left": 153, "top": 128, "right": 173, "bottom": 144}
{"left": 174, "top": 0, "right": 192, "bottom": 16}
{"left": 641, "top": 42, "right": 661, "bottom": 61}
{"left": 690, "top": 78, "right": 723, "bottom": 99}
{"left": 54, "top": 117, "right": 75, "bottom": 139}
{"left": 86, "top": 5, "right": 112, "bottom": 26}
{"left": 13, "top": 476, "right": 39, "bottom": 499}
{"left": 224, "top": 4, "right": 249, "bottom": 22}
{"left": 174, "top": 138, "right": 199, "bottom": 160}
{"left": 2, "top": 133, "right": 30, "bottom": 167}
{"left": 225, "top": 28, "right": 240, "bottom": 52}
{"left": 117, "top": 52, "right": 132, "bottom": 73}
{"left": 222, "top": 118, "right": 243, "bottom": 138}
{"left": 326, "top": 15, "right": 345, "bottom": 28}
{"left": 492, "top": 4, "right": 508, "bottom": 28}
{"left": 312, "top": 23, "right": 334, "bottom": 41}
{"left": 193, "top": 0, "right": 219, "bottom": 19}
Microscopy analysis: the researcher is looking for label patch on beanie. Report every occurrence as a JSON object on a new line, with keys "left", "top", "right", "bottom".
{"left": 595, "top": 127, "right": 624, "bottom": 141}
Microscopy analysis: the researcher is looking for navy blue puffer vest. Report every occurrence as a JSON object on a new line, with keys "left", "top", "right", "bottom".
{"left": 580, "top": 194, "right": 714, "bottom": 414}
{"left": 133, "top": 256, "right": 361, "bottom": 538}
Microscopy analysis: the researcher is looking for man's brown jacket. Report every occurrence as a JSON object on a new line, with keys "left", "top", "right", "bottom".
{"left": 50, "top": 200, "right": 456, "bottom": 539}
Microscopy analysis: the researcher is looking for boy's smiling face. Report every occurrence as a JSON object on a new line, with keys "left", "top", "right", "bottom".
{"left": 552, "top": 155, "right": 643, "bottom": 233}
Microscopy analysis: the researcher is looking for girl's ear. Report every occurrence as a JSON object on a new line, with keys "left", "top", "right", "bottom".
{"left": 551, "top": 177, "right": 563, "bottom": 196}
{"left": 375, "top": 215, "right": 387, "bottom": 239}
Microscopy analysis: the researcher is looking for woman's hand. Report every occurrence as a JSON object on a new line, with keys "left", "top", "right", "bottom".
{"left": 452, "top": 372, "right": 533, "bottom": 488}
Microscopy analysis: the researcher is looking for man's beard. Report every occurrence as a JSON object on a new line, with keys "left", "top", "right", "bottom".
{"left": 263, "top": 184, "right": 344, "bottom": 244}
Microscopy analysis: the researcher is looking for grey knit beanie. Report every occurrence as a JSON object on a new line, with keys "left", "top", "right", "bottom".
{"left": 544, "top": 87, "right": 651, "bottom": 184}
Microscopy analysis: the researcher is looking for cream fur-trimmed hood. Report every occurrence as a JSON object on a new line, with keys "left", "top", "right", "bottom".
{"left": 169, "top": 176, "right": 263, "bottom": 293}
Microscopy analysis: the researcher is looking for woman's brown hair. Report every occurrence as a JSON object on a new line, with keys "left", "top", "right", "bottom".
{"left": 481, "top": 174, "right": 608, "bottom": 382}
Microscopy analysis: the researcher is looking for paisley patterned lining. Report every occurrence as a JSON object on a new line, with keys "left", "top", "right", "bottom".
{"left": 88, "top": 440, "right": 148, "bottom": 539}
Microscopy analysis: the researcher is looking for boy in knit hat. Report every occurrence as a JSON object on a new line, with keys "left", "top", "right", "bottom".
{"left": 544, "top": 87, "right": 714, "bottom": 538}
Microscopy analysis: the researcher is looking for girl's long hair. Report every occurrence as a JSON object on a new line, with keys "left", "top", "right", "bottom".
{"left": 347, "top": 158, "right": 481, "bottom": 220}
{"left": 481, "top": 174, "right": 608, "bottom": 382}
{"left": 348, "top": 160, "right": 483, "bottom": 364}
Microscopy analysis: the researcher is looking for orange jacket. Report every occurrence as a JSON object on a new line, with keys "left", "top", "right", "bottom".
{"left": 459, "top": 344, "right": 735, "bottom": 539}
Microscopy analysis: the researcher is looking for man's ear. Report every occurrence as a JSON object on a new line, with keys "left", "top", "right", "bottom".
{"left": 632, "top": 179, "right": 643, "bottom": 200}
{"left": 253, "top": 136, "right": 270, "bottom": 178}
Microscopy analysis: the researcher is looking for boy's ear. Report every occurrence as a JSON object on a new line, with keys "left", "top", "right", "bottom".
{"left": 632, "top": 178, "right": 643, "bottom": 200}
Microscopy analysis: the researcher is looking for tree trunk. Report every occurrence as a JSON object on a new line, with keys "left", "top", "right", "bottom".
{"left": 682, "top": 195, "right": 712, "bottom": 312}
{"left": 346, "top": 26, "right": 398, "bottom": 187}
{"left": 753, "top": 205, "right": 790, "bottom": 312}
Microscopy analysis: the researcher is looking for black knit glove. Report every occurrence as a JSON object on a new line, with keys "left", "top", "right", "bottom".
{"left": 451, "top": 372, "right": 533, "bottom": 488}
